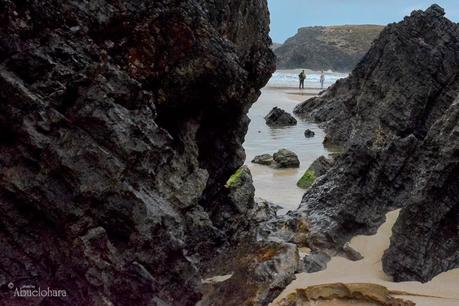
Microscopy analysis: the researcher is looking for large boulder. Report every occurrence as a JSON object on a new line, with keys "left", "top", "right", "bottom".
{"left": 0, "top": 0, "right": 275, "bottom": 304}
{"left": 265, "top": 107, "right": 297, "bottom": 127}
{"left": 273, "top": 149, "right": 300, "bottom": 168}
{"left": 280, "top": 4, "right": 459, "bottom": 283}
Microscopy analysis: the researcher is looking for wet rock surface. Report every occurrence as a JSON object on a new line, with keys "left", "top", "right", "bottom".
{"left": 0, "top": 0, "right": 275, "bottom": 304}
{"left": 252, "top": 149, "right": 301, "bottom": 169}
{"left": 287, "top": 5, "right": 459, "bottom": 283}
{"left": 273, "top": 149, "right": 300, "bottom": 168}
{"left": 252, "top": 153, "right": 274, "bottom": 165}
{"left": 304, "top": 129, "right": 315, "bottom": 138}
{"left": 265, "top": 107, "right": 298, "bottom": 127}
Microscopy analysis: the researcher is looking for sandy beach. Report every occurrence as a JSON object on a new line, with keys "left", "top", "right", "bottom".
{"left": 271, "top": 210, "right": 459, "bottom": 305}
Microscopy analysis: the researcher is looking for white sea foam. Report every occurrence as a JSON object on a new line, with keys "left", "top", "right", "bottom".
{"left": 268, "top": 69, "right": 348, "bottom": 88}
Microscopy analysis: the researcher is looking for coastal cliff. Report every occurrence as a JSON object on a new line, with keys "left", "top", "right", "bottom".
{"left": 275, "top": 25, "right": 383, "bottom": 72}
{"left": 291, "top": 4, "right": 459, "bottom": 282}
{"left": 0, "top": 0, "right": 275, "bottom": 304}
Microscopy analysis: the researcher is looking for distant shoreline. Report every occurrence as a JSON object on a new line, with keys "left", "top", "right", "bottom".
{"left": 265, "top": 85, "right": 324, "bottom": 91}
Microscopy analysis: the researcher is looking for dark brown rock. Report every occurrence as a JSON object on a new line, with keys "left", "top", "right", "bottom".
{"left": 252, "top": 153, "right": 274, "bottom": 166}
{"left": 273, "top": 149, "right": 300, "bottom": 168}
{"left": 0, "top": 0, "right": 275, "bottom": 304}
{"left": 265, "top": 107, "right": 297, "bottom": 127}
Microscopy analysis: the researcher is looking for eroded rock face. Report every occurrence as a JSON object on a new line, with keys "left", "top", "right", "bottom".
{"left": 284, "top": 5, "right": 459, "bottom": 282}
{"left": 382, "top": 97, "right": 459, "bottom": 282}
{"left": 275, "top": 283, "right": 416, "bottom": 306}
{"left": 0, "top": 0, "right": 274, "bottom": 304}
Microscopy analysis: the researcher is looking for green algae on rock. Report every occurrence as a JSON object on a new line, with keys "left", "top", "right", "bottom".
{"left": 297, "top": 170, "right": 316, "bottom": 189}
{"left": 297, "top": 156, "right": 334, "bottom": 189}
{"left": 225, "top": 167, "right": 245, "bottom": 189}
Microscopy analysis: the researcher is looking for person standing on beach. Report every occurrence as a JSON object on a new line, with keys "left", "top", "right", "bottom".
{"left": 299, "top": 70, "right": 306, "bottom": 89}
{"left": 320, "top": 70, "right": 325, "bottom": 89}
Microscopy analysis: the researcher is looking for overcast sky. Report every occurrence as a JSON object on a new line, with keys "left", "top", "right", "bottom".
{"left": 268, "top": 0, "right": 459, "bottom": 43}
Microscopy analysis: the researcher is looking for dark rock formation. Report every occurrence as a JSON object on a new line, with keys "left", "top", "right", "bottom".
{"left": 310, "top": 156, "right": 334, "bottom": 177}
{"left": 252, "top": 198, "right": 283, "bottom": 223}
{"left": 297, "top": 156, "right": 334, "bottom": 189}
{"left": 273, "top": 149, "right": 300, "bottom": 168}
{"left": 382, "top": 96, "right": 459, "bottom": 282}
{"left": 304, "top": 129, "right": 315, "bottom": 138}
{"left": 0, "top": 0, "right": 275, "bottom": 304}
{"left": 284, "top": 4, "right": 459, "bottom": 282}
{"left": 200, "top": 171, "right": 300, "bottom": 306}
{"left": 265, "top": 107, "right": 297, "bottom": 127}
{"left": 252, "top": 153, "right": 274, "bottom": 165}
{"left": 222, "top": 166, "right": 256, "bottom": 238}
{"left": 275, "top": 25, "right": 384, "bottom": 72}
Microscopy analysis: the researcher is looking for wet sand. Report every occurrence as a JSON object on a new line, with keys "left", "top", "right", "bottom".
{"left": 244, "top": 87, "right": 329, "bottom": 212}
{"left": 271, "top": 210, "right": 459, "bottom": 305}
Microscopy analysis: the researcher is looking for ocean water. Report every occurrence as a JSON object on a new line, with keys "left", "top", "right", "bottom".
{"left": 268, "top": 69, "right": 348, "bottom": 89}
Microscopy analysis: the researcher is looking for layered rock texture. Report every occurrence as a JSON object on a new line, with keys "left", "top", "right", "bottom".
{"left": 275, "top": 283, "right": 416, "bottom": 306}
{"left": 289, "top": 5, "right": 459, "bottom": 282}
{"left": 0, "top": 0, "right": 276, "bottom": 304}
{"left": 275, "top": 25, "right": 384, "bottom": 71}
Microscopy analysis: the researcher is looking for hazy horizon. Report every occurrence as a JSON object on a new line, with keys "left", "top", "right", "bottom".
{"left": 269, "top": 1, "right": 459, "bottom": 43}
